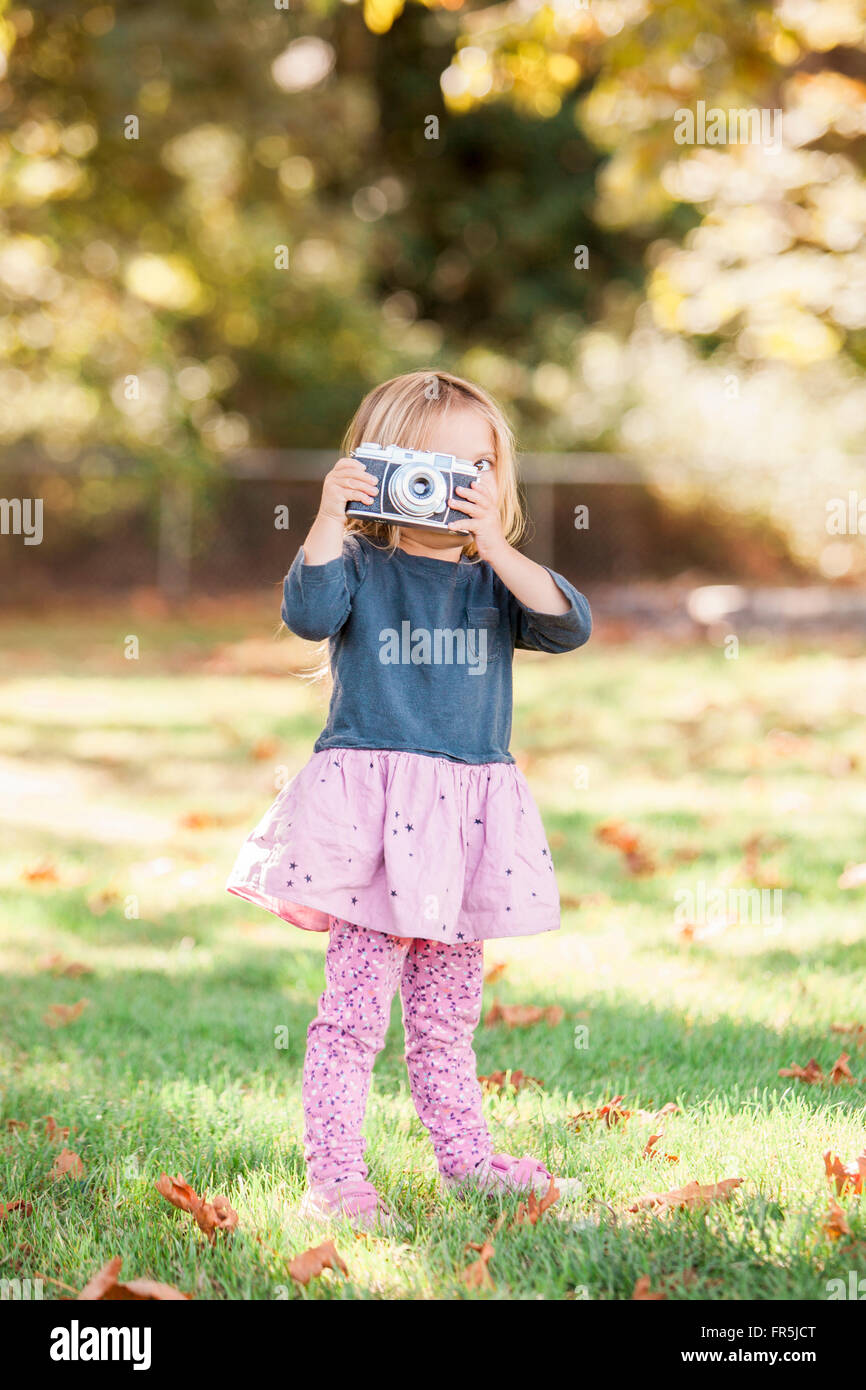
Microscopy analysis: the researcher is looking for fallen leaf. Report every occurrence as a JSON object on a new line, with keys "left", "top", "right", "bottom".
{"left": 831, "top": 1022, "right": 866, "bottom": 1044}
{"left": 194, "top": 1194, "right": 239, "bottom": 1243}
{"left": 739, "top": 832, "right": 786, "bottom": 887}
{"left": 155, "top": 1173, "right": 238, "bottom": 1243}
{"left": 514, "top": 1177, "right": 560, "bottom": 1226}
{"left": 823, "top": 1200, "right": 851, "bottom": 1241}
{"left": 823, "top": 1148, "right": 866, "bottom": 1196}
{"left": 594, "top": 821, "right": 656, "bottom": 876}
{"left": 483, "top": 962, "right": 507, "bottom": 984}
{"left": 155, "top": 1173, "right": 201, "bottom": 1214}
{"left": 178, "top": 811, "right": 229, "bottom": 830}
{"left": 0, "top": 1199, "right": 32, "bottom": 1220}
{"left": 250, "top": 738, "right": 280, "bottom": 761}
{"left": 460, "top": 1239, "right": 495, "bottom": 1290}
{"left": 78, "top": 1257, "right": 190, "bottom": 1301}
{"left": 484, "top": 999, "right": 564, "bottom": 1029}
{"left": 44, "top": 1116, "right": 70, "bottom": 1143}
{"left": 22, "top": 860, "right": 60, "bottom": 885}
{"left": 779, "top": 1058, "right": 824, "bottom": 1084}
{"left": 51, "top": 1149, "right": 85, "bottom": 1180}
{"left": 87, "top": 889, "right": 120, "bottom": 916}
{"left": 288, "top": 1240, "right": 348, "bottom": 1286}
{"left": 5, "top": 1120, "right": 27, "bottom": 1132}
{"left": 628, "top": 1177, "right": 743, "bottom": 1214}
{"left": 43, "top": 1000, "right": 89, "bottom": 1028}
{"left": 632, "top": 1274, "right": 666, "bottom": 1300}
{"left": 830, "top": 1052, "right": 856, "bottom": 1084}
{"left": 479, "top": 1070, "right": 543, "bottom": 1094}
{"left": 669, "top": 846, "right": 702, "bottom": 865}
{"left": 643, "top": 1134, "right": 679, "bottom": 1164}
{"left": 568, "top": 1095, "right": 677, "bottom": 1130}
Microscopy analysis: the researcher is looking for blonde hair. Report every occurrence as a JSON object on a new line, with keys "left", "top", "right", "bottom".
{"left": 294, "top": 370, "right": 525, "bottom": 683}
{"left": 342, "top": 370, "right": 526, "bottom": 557}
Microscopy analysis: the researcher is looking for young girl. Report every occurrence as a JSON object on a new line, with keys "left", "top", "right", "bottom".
{"left": 227, "top": 370, "right": 591, "bottom": 1229}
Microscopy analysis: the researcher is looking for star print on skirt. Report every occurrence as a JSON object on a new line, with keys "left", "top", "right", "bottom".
{"left": 226, "top": 748, "right": 561, "bottom": 944}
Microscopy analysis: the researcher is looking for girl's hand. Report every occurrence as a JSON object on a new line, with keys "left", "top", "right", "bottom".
{"left": 447, "top": 468, "right": 507, "bottom": 562}
{"left": 318, "top": 457, "right": 379, "bottom": 523}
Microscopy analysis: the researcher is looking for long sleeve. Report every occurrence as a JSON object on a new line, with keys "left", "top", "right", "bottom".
{"left": 510, "top": 568, "right": 592, "bottom": 654}
{"left": 281, "top": 536, "right": 369, "bottom": 641}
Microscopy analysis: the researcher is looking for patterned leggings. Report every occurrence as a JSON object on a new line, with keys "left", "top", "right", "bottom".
{"left": 302, "top": 918, "right": 492, "bottom": 1184}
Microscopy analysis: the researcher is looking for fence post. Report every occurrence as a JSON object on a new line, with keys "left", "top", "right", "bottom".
{"left": 523, "top": 482, "right": 555, "bottom": 568}
{"left": 157, "top": 480, "right": 193, "bottom": 598}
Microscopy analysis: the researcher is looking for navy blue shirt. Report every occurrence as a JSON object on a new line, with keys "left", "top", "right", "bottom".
{"left": 282, "top": 535, "right": 591, "bottom": 765}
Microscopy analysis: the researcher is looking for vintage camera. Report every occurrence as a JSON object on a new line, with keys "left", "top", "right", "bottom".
{"left": 345, "top": 442, "right": 490, "bottom": 533}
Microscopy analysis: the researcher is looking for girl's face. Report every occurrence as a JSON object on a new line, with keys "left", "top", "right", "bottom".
{"left": 396, "top": 405, "right": 497, "bottom": 556}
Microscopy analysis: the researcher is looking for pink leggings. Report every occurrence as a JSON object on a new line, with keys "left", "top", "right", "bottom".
{"left": 302, "top": 919, "right": 493, "bottom": 1184}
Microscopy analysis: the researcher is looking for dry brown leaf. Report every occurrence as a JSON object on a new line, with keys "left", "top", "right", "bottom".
{"left": 483, "top": 962, "right": 507, "bottom": 984}
{"left": 288, "top": 1240, "right": 348, "bottom": 1286}
{"left": 823, "top": 1200, "right": 851, "bottom": 1241}
{"left": 250, "top": 737, "right": 280, "bottom": 761}
{"left": 628, "top": 1177, "right": 743, "bottom": 1214}
{"left": 569, "top": 1095, "right": 677, "bottom": 1131}
{"left": 178, "top": 811, "right": 229, "bottom": 830}
{"left": 43, "top": 1000, "right": 89, "bottom": 1029}
{"left": 823, "top": 1148, "right": 866, "bottom": 1196}
{"left": 5, "top": 1119, "right": 27, "bottom": 1132}
{"left": 632, "top": 1274, "right": 666, "bottom": 1300}
{"left": 831, "top": 1022, "right": 866, "bottom": 1044}
{"left": 460, "top": 1239, "right": 495, "bottom": 1290}
{"left": 478, "top": 1070, "right": 543, "bottom": 1094}
{"left": 155, "top": 1173, "right": 201, "bottom": 1214}
{"left": 44, "top": 1115, "right": 70, "bottom": 1144}
{"left": 37, "top": 952, "right": 93, "bottom": 976}
{"left": 779, "top": 1058, "right": 824, "bottom": 1084}
{"left": 0, "top": 1199, "right": 32, "bottom": 1220}
{"left": 484, "top": 999, "right": 564, "bottom": 1029}
{"left": 514, "top": 1177, "right": 559, "bottom": 1226}
{"left": 194, "top": 1194, "right": 239, "bottom": 1243}
{"left": 594, "top": 820, "right": 656, "bottom": 876}
{"left": 87, "top": 888, "right": 121, "bottom": 916}
{"left": 670, "top": 846, "right": 702, "bottom": 865}
{"left": 22, "top": 860, "right": 60, "bottom": 885}
{"left": 830, "top": 1052, "right": 856, "bottom": 1084}
{"left": 643, "top": 1133, "right": 679, "bottom": 1164}
{"left": 155, "top": 1173, "right": 238, "bottom": 1243}
{"left": 739, "top": 832, "right": 786, "bottom": 887}
{"left": 78, "top": 1256, "right": 190, "bottom": 1301}
{"left": 51, "top": 1148, "right": 85, "bottom": 1180}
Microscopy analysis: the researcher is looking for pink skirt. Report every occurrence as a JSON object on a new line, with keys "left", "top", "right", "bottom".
{"left": 226, "top": 748, "right": 561, "bottom": 944}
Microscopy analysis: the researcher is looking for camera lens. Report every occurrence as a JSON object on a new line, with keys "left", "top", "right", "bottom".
{"left": 390, "top": 464, "right": 448, "bottom": 518}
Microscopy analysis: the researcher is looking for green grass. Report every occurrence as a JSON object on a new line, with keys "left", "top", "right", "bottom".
{"left": 2, "top": 602, "right": 866, "bottom": 1300}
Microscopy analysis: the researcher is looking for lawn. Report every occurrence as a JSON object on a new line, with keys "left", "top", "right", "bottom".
{"left": 1, "top": 599, "right": 866, "bottom": 1301}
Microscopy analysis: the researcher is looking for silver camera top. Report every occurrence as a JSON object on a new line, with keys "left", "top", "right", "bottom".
{"left": 353, "top": 442, "right": 490, "bottom": 476}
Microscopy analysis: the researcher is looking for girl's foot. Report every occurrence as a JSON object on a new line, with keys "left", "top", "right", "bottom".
{"left": 443, "top": 1153, "right": 582, "bottom": 1201}
{"left": 298, "top": 1178, "right": 394, "bottom": 1232}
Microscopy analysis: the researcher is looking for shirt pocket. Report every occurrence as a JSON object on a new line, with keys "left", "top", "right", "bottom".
{"left": 466, "top": 605, "right": 502, "bottom": 667}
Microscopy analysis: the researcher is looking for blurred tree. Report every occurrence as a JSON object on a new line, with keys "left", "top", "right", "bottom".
{"left": 1, "top": 0, "right": 865, "bottom": 570}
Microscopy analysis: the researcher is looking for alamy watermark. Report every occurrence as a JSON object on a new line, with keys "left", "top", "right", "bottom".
{"left": 378, "top": 622, "right": 489, "bottom": 675}
{"left": 826, "top": 492, "right": 866, "bottom": 535}
{"left": 0, "top": 497, "right": 43, "bottom": 545}
{"left": 674, "top": 101, "right": 783, "bottom": 154}
{"left": 0, "top": 1277, "right": 44, "bottom": 1300}
{"left": 675, "top": 883, "right": 785, "bottom": 933}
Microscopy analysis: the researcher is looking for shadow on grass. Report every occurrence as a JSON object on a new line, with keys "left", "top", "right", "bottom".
{"left": 3, "top": 953, "right": 865, "bottom": 1122}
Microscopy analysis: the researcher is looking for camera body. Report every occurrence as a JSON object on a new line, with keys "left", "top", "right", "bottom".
{"left": 345, "top": 442, "right": 490, "bottom": 533}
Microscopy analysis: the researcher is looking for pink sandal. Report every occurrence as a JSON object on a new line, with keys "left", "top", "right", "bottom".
{"left": 443, "top": 1153, "right": 582, "bottom": 1200}
{"left": 298, "top": 1178, "right": 394, "bottom": 1232}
